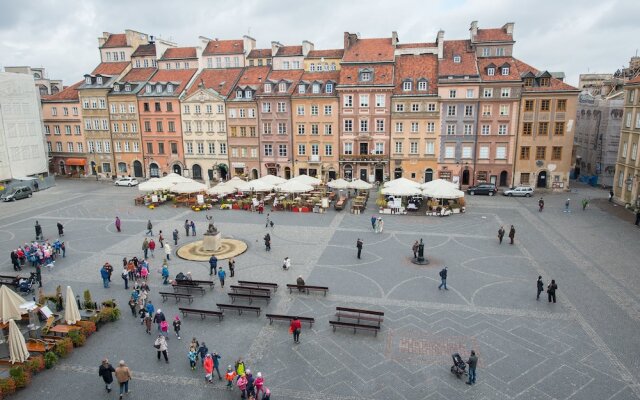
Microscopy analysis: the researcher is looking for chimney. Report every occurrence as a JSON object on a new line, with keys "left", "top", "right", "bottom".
{"left": 271, "top": 41, "right": 282, "bottom": 57}
{"left": 436, "top": 30, "right": 445, "bottom": 59}
{"left": 470, "top": 21, "right": 478, "bottom": 39}
{"left": 302, "top": 40, "right": 314, "bottom": 57}
{"left": 391, "top": 31, "right": 399, "bottom": 47}
{"left": 343, "top": 32, "right": 358, "bottom": 50}
{"left": 243, "top": 35, "right": 256, "bottom": 54}
{"left": 502, "top": 22, "right": 515, "bottom": 36}
{"left": 98, "top": 32, "right": 110, "bottom": 48}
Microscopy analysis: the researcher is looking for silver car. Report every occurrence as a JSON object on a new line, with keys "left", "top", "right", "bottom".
{"left": 502, "top": 186, "right": 534, "bottom": 197}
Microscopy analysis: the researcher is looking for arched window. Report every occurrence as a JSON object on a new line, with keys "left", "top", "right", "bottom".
{"left": 192, "top": 164, "right": 202, "bottom": 180}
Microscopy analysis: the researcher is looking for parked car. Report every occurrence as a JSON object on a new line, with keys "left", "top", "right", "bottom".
{"left": 1, "top": 186, "right": 33, "bottom": 201}
{"left": 114, "top": 177, "right": 139, "bottom": 187}
{"left": 503, "top": 186, "right": 534, "bottom": 197}
{"left": 466, "top": 183, "right": 498, "bottom": 196}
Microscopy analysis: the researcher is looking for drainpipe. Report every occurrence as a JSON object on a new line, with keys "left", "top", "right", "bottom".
{"left": 472, "top": 97, "right": 480, "bottom": 185}
{"left": 512, "top": 92, "right": 523, "bottom": 187}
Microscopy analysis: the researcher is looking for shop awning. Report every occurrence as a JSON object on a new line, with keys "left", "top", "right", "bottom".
{"left": 64, "top": 158, "right": 86, "bottom": 166}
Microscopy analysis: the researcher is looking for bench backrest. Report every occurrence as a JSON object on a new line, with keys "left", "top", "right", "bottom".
{"left": 238, "top": 280, "right": 278, "bottom": 287}
{"left": 266, "top": 314, "right": 314, "bottom": 322}
{"left": 229, "top": 292, "right": 269, "bottom": 298}
{"left": 336, "top": 306, "right": 384, "bottom": 316}
{"left": 231, "top": 285, "right": 270, "bottom": 292}
{"left": 217, "top": 303, "right": 260, "bottom": 309}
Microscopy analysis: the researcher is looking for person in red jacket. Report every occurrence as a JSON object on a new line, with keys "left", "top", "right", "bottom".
{"left": 148, "top": 239, "right": 156, "bottom": 258}
{"left": 290, "top": 317, "right": 301, "bottom": 344}
{"left": 203, "top": 354, "right": 214, "bottom": 383}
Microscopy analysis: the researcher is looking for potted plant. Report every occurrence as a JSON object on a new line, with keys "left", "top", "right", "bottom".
{"left": 44, "top": 351, "right": 58, "bottom": 369}
{"left": 68, "top": 329, "right": 87, "bottom": 347}
{"left": 76, "top": 320, "right": 97, "bottom": 336}
{"left": 26, "top": 355, "right": 45, "bottom": 374}
{"left": 53, "top": 337, "right": 73, "bottom": 358}
{"left": 0, "top": 377, "right": 16, "bottom": 396}
{"left": 9, "top": 365, "right": 32, "bottom": 389}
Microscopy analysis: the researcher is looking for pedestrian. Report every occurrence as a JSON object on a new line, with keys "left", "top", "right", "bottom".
{"left": 265, "top": 213, "right": 271, "bottom": 228}
{"left": 57, "top": 221, "right": 64, "bottom": 237}
{"left": 35, "top": 264, "right": 42, "bottom": 287}
{"left": 371, "top": 215, "right": 377, "bottom": 230}
{"left": 115, "top": 216, "right": 121, "bottom": 232}
{"left": 61, "top": 241, "right": 66, "bottom": 257}
{"left": 263, "top": 233, "right": 271, "bottom": 251}
{"left": 356, "top": 238, "right": 363, "bottom": 259}
{"left": 128, "top": 298, "right": 136, "bottom": 316}
{"left": 98, "top": 358, "right": 115, "bottom": 393}
{"left": 636, "top": 209, "right": 640, "bottom": 226}
{"left": 282, "top": 257, "right": 291, "bottom": 270}
{"left": 262, "top": 387, "right": 271, "bottom": 400}
{"left": 498, "top": 226, "right": 505, "bottom": 244}
{"left": 190, "top": 220, "right": 196, "bottom": 236}
{"left": 508, "top": 225, "right": 515, "bottom": 245}
{"left": 225, "top": 366, "right": 237, "bottom": 389}
{"left": 172, "top": 229, "right": 179, "bottom": 246}
{"left": 204, "top": 354, "right": 214, "bottom": 380}
{"left": 235, "top": 357, "right": 246, "bottom": 379}
{"left": 142, "top": 238, "right": 149, "bottom": 259}
{"left": 228, "top": 257, "right": 235, "bottom": 277}
{"left": 10, "top": 250, "right": 20, "bottom": 271}
{"left": 121, "top": 267, "right": 129, "bottom": 290}
{"left": 376, "top": 217, "right": 384, "bottom": 233}
{"left": 290, "top": 316, "right": 302, "bottom": 343}
{"left": 148, "top": 238, "right": 156, "bottom": 258}
{"left": 412, "top": 240, "right": 419, "bottom": 259}
{"left": 547, "top": 279, "right": 558, "bottom": 303}
{"left": 164, "top": 243, "right": 172, "bottom": 261}
{"left": 564, "top": 198, "right": 571, "bottom": 212}
{"left": 184, "top": 219, "right": 190, "bottom": 237}
{"left": 237, "top": 374, "right": 248, "bottom": 399}
{"left": 153, "top": 308, "right": 166, "bottom": 331}
{"left": 211, "top": 352, "right": 222, "bottom": 380}
{"left": 35, "top": 221, "right": 43, "bottom": 240}
{"left": 173, "top": 315, "right": 181, "bottom": 339}
{"left": 115, "top": 361, "right": 131, "bottom": 399}
{"left": 465, "top": 350, "right": 478, "bottom": 385}
{"left": 209, "top": 255, "right": 218, "bottom": 276}
{"left": 438, "top": 267, "right": 448, "bottom": 290}
{"left": 33, "top": 180, "right": 39, "bottom": 191}
{"left": 198, "top": 342, "right": 209, "bottom": 365}
{"left": 536, "top": 276, "right": 544, "bottom": 300}
{"left": 189, "top": 348, "right": 198, "bottom": 371}
{"left": 146, "top": 219, "right": 153, "bottom": 236}
{"left": 159, "top": 230, "right": 164, "bottom": 248}
{"left": 143, "top": 311, "right": 152, "bottom": 334}
{"left": 246, "top": 370, "right": 255, "bottom": 398}
{"left": 100, "top": 264, "right": 110, "bottom": 288}
{"left": 582, "top": 198, "right": 589, "bottom": 211}
{"left": 161, "top": 263, "right": 170, "bottom": 284}
{"left": 609, "top": 189, "right": 614, "bottom": 202}
{"left": 218, "top": 267, "right": 226, "bottom": 288}
{"left": 254, "top": 372, "right": 265, "bottom": 399}
{"left": 154, "top": 334, "right": 169, "bottom": 363}
{"left": 296, "top": 275, "right": 306, "bottom": 292}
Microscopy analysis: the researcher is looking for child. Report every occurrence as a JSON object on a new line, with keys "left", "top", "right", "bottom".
{"left": 173, "top": 315, "right": 181, "bottom": 340}
{"left": 262, "top": 387, "right": 271, "bottom": 400}
{"left": 225, "top": 366, "right": 236, "bottom": 389}
{"left": 188, "top": 349, "right": 197, "bottom": 370}
{"left": 203, "top": 354, "right": 213, "bottom": 383}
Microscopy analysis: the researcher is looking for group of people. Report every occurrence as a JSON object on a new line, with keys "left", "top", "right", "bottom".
{"left": 497, "top": 225, "right": 517, "bottom": 245}
{"left": 370, "top": 215, "right": 384, "bottom": 233}
{"left": 536, "top": 276, "right": 559, "bottom": 303}
{"left": 10, "top": 238, "right": 64, "bottom": 272}
{"left": 227, "top": 357, "right": 271, "bottom": 399}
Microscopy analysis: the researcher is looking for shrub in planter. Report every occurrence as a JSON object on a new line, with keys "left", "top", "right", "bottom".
{"left": 44, "top": 351, "right": 58, "bottom": 369}
{"left": 0, "top": 377, "right": 16, "bottom": 396}
{"left": 83, "top": 289, "right": 95, "bottom": 310}
{"left": 101, "top": 299, "right": 117, "bottom": 308}
{"left": 25, "top": 355, "right": 45, "bottom": 374}
{"left": 53, "top": 337, "right": 73, "bottom": 358}
{"left": 68, "top": 330, "right": 87, "bottom": 347}
{"left": 76, "top": 320, "right": 97, "bottom": 336}
{"left": 9, "top": 366, "right": 31, "bottom": 389}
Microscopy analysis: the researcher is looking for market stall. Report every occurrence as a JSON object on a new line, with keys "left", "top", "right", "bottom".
{"left": 421, "top": 179, "right": 465, "bottom": 215}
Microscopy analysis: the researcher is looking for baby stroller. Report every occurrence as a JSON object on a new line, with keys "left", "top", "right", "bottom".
{"left": 17, "top": 273, "right": 37, "bottom": 296}
{"left": 450, "top": 353, "right": 467, "bottom": 378}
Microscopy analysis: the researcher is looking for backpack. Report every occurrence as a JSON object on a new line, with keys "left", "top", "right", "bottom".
{"left": 160, "top": 320, "right": 169, "bottom": 332}
{"left": 439, "top": 269, "right": 445, "bottom": 278}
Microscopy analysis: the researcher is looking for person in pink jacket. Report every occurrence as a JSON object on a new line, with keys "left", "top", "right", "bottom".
{"left": 254, "top": 372, "right": 265, "bottom": 398}
{"left": 203, "top": 354, "right": 214, "bottom": 383}
{"left": 236, "top": 374, "right": 247, "bottom": 398}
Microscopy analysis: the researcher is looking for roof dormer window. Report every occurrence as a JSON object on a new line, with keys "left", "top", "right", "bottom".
{"left": 124, "top": 84, "right": 131, "bottom": 92}
{"left": 113, "top": 85, "right": 120, "bottom": 92}
{"left": 156, "top": 84, "right": 162, "bottom": 93}
{"left": 453, "top": 55, "right": 461, "bottom": 63}
{"left": 360, "top": 70, "right": 372, "bottom": 82}
{"left": 85, "top": 76, "right": 92, "bottom": 84}
{"left": 96, "top": 76, "right": 103, "bottom": 85}
{"left": 298, "top": 84, "right": 305, "bottom": 94}
{"left": 167, "top": 84, "right": 173, "bottom": 93}
{"left": 487, "top": 67, "right": 495, "bottom": 76}
{"left": 278, "top": 82, "right": 287, "bottom": 93}
{"left": 501, "top": 67, "right": 510, "bottom": 76}
{"left": 524, "top": 78, "right": 534, "bottom": 87}
{"left": 312, "top": 83, "right": 320, "bottom": 94}
{"left": 539, "top": 77, "right": 550, "bottom": 87}
{"left": 236, "top": 90, "right": 243, "bottom": 98}
{"left": 264, "top": 83, "right": 272, "bottom": 93}
{"left": 246, "top": 90, "right": 252, "bottom": 99}
{"left": 403, "top": 81, "right": 412, "bottom": 91}
{"left": 418, "top": 80, "right": 428, "bottom": 91}
{"left": 326, "top": 83, "right": 333, "bottom": 93}
{"left": 146, "top": 84, "right": 152, "bottom": 93}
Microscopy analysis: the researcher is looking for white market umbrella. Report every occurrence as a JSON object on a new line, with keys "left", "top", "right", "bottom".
{"left": 138, "top": 178, "right": 171, "bottom": 192}
{"left": 160, "top": 173, "right": 193, "bottom": 184}
{"left": 236, "top": 179, "right": 273, "bottom": 192}
{"left": 257, "top": 174, "right": 286, "bottom": 186}
{"left": 0, "top": 285, "right": 26, "bottom": 324}
{"left": 64, "top": 286, "right": 81, "bottom": 325}
{"left": 381, "top": 185, "right": 423, "bottom": 196}
{"left": 290, "top": 174, "right": 321, "bottom": 186}
{"left": 8, "top": 319, "right": 29, "bottom": 364}
{"left": 327, "top": 178, "right": 350, "bottom": 189}
{"left": 276, "top": 180, "right": 314, "bottom": 193}
{"left": 170, "top": 181, "right": 207, "bottom": 194}
{"left": 384, "top": 177, "right": 421, "bottom": 189}
{"left": 420, "top": 179, "right": 458, "bottom": 191}
{"left": 422, "top": 181, "right": 465, "bottom": 199}
{"left": 348, "top": 179, "right": 373, "bottom": 190}
{"left": 207, "top": 182, "right": 234, "bottom": 196}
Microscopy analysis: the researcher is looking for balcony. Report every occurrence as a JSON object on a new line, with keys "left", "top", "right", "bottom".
{"left": 309, "top": 155, "right": 321, "bottom": 163}
{"left": 340, "top": 154, "right": 387, "bottom": 163}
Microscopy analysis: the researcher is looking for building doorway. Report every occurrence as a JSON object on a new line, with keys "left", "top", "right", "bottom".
{"left": 424, "top": 168, "right": 433, "bottom": 183}
{"left": 344, "top": 165, "right": 353, "bottom": 180}
{"left": 90, "top": 161, "right": 97, "bottom": 175}
{"left": 133, "top": 161, "right": 143, "bottom": 177}
{"left": 375, "top": 168, "right": 383, "bottom": 182}
{"left": 359, "top": 168, "right": 368, "bottom": 181}
{"left": 536, "top": 170, "right": 547, "bottom": 188}
{"left": 251, "top": 169, "right": 258, "bottom": 179}
{"left": 394, "top": 168, "right": 402, "bottom": 179}
{"left": 298, "top": 168, "right": 307, "bottom": 176}
{"left": 173, "top": 164, "right": 182, "bottom": 175}
{"left": 59, "top": 161, "right": 66, "bottom": 176}
{"left": 328, "top": 169, "right": 336, "bottom": 180}
{"left": 462, "top": 169, "right": 470, "bottom": 185}
{"left": 149, "top": 163, "right": 160, "bottom": 178}
{"left": 284, "top": 167, "right": 291, "bottom": 179}
{"left": 218, "top": 164, "right": 228, "bottom": 180}
{"left": 192, "top": 164, "right": 202, "bottom": 180}
{"left": 499, "top": 170, "right": 508, "bottom": 186}
{"left": 267, "top": 167, "right": 277, "bottom": 176}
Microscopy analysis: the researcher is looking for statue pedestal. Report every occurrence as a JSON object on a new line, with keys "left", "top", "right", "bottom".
{"left": 411, "top": 256, "right": 429, "bottom": 265}
{"left": 203, "top": 232, "right": 222, "bottom": 252}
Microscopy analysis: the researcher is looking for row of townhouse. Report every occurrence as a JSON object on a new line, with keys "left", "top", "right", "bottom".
{"left": 43, "top": 22, "right": 579, "bottom": 189}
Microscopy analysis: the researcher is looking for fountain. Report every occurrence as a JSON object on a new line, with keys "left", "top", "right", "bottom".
{"left": 176, "top": 215, "right": 247, "bottom": 261}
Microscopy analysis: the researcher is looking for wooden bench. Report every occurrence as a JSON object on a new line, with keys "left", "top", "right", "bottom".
{"left": 178, "top": 307, "right": 224, "bottom": 321}
{"left": 230, "top": 285, "right": 271, "bottom": 295}
{"left": 286, "top": 284, "right": 329, "bottom": 296}
{"left": 26, "top": 339, "right": 55, "bottom": 353}
{"left": 190, "top": 279, "right": 215, "bottom": 288}
{"left": 265, "top": 314, "right": 315, "bottom": 327}
{"left": 329, "top": 320, "right": 381, "bottom": 336}
{"left": 238, "top": 280, "right": 278, "bottom": 292}
{"left": 159, "top": 291, "right": 193, "bottom": 304}
{"left": 228, "top": 292, "right": 270, "bottom": 305}
{"left": 335, "top": 307, "right": 384, "bottom": 327}
{"left": 217, "top": 303, "right": 261, "bottom": 317}
{"left": 176, "top": 279, "right": 215, "bottom": 289}
{"left": 173, "top": 284, "right": 205, "bottom": 296}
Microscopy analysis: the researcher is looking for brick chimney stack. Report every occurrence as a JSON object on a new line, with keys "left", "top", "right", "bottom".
{"left": 343, "top": 32, "right": 358, "bottom": 50}
{"left": 470, "top": 21, "right": 478, "bottom": 39}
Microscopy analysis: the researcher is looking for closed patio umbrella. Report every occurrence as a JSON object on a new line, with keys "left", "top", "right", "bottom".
{"left": 0, "top": 285, "right": 26, "bottom": 324}
{"left": 64, "top": 286, "right": 81, "bottom": 325}
{"left": 8, "top": 319, "right": 29, "bottom": 364}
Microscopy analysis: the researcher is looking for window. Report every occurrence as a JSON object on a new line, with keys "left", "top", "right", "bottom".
{"left": 629, "top": 89, "right": 636, "bottom": 104}
{"left": 395, "top": 122, "right": 403, "bottom": 133}
{"left": 219, "top": 143, "right": 227, "bottom": 154}
{"left": 168, "top": 121, "right": 175, "bottom": 132}
{"left": 124, "top": 142, "right": 130, "bottom": 152}
{"left": 112, "top": 123, "right": 119, "bottom": 133}
{"left": 102, "top": 119, "right": 108, "bottom": 130}
{"left": 487, "top": 67, "right": 495, "bottom": 76}
{"left": 196, "top": 142, "right": 204, "bottom": 154}
{"left": 360, "top": 119, "right": 368, "bottom": 132}
{"left": 344, "top": 142, "right": 353, "bottom": 155}
{"left": 445, "top": 146, "right": 454, "bottom": 158}
{"left": 277, "top": 102, "right": 286, "bottom": 112}
{"left": 87, "top": 141, "right": 94, "bottom": 153}
{"left": 239, "top": 109, "right": 245, "bottom": 118}
{"left": 426, "top": 122, "right": 435, "bottom": 133}
{"left": 481, "top": 125, "right": 490, "bottom": 135}
{"left": 375, "top": 94, "right": 385, "bottom": 107}
{"left": 418, "top": 80, "right": 427, "bottom": 91}
{"left": 427, "top": 103, "right": 436, "bottom": 112}
{"left": 184, "top": 121, "right": 192, "bottom": 132}
{"left": 298, "top": 144, "right": 306, "bottom": 155}
{"left": 146, "top": 142, "right": 153, "bottom": 154}
{"left": 403, "top": 81, "right": 412, "bottom": 91}
{"left": 359, "top": 94, "right": 369, "bottom": 107}
{"left": 248, "top": 108, "right": 255, "bottom": 118}
{"left": 97, "top": 77, "right": 103, "bottom": 85}
{"left": 278, "top": 122, "right": 286, "bottom": 135}
{"left": 425, "top": 141, "right": 435, "bottom": 154}
{"left": 501, "top": 88, "right": 510, "bottom": 98}
{"left": 482, "top": 105, "right": 491, "bottom": 116}
{"left": 449, "top": 90, "right": 457, "bottom": 98}
{"left": 104, "top": 141, "right": 110, "bottom": 153}
{"left": 310, "top": 63, "right": 315, "bottom": 71}
{"left": 483, "top": 88, "right": 493, "bottom": 98}
{"left": 536, "top": 146, "right": 546, "bottom": 160}
{"left": 374, "top": 143, "right": 384, "bottom": 155}
{"left": 344, "top": 119, "right": 353, "bottom": 132}
{"left": 498, "top": 125, "right": 508, "bottom": 135}
{"left": 278, "top": 144, "right": 287, "bottom": 157}
{"left": 447, "top": 124, "right": 456, "bottom": 135}
{"left": 447, "top": 105, "right": 456, "bottom": 116}
{"left": 99, "top": 99, "right": 106, "bottom": 109}
{"left": 131, "top": 123, "right": 137, "bottom": 133}
{"left": 283, "top": 61, "right": 290, "bottom": 70}
{"left": 540, "top": 77, "right": 550, "bottom": 87}
{"left": 324, "top": 124, "right": 332, "bottom": 135}
{"left": 360, "top": 71, "right": 371, "bottom": 81}
{"left": 523, "top": 122, "right": 532, "bottom": 135}
{"left": 84, "top": 120, "right": 91, "bottom": 130}
{"left": 324, "top": 105, "right": 332, "bottom": 115}
{"left": 157, "top": 143, "right": 164, "bottom": 154}
{"left": 278, "top": 82, "right": 286, "bottom": 92}
{"left": 297, "top": 84, "right": 305, "bottom": 94}
{"left": 410, "top": 142, "right": 418, "bottom": 154}
{"left": 538, "top": 122, "right": 549, "bottom": 135}
{"left": 496, "top": 145, "right": 506, "bottom": 159}
{"left": 520, "top": 146, "right": 530, "bottom": 160}
{"left": 344, "top": 95, "right": 353, "bottom": 107}
{"left": 464, "top": 124, "right": 472, "bottom": 135}
{"left": 632, "top": 143, "right": 638, "bottom": 161}
{"left": 311, "top": 105, "right": 318, "bottom": 115}
{"left": 264, "top": 83, "right": 272, "bottom": 93}
{"left": 311, "top": 124, "right": 319, "bottom": 135}
{"left": 520, "top": 173, "right": 530, "bottom": 184}
{"left": 231, "top": 148, "right": 238, "bottom": 158}
{"left": 156, "top": 121, "right": 163, "bottom": 132}
{"left": 496, "top": 48, "right": 505, "bottom": 56}
{"left": 64, "top": 125, "right": 71, "bottom": 135}
{"left": 501, "top": 67, "right": 509, "bottom": 76}
{"left": 465, "top": 105, "right": 474, "bottom": 116}
{"left": 311, "top": 144, "right": 319, "bottom": 155}
{"left": 636, "top": 114, "right": 640, "bottom": 129}
{"left": 110, "top": 104, "right": 117, "bottom": 114}
{"left": 155, "top": 102, "right": 161, "bottom": 112}
{"left": 408, "top": 122, "right": 418, "bottom": 133}
{"left": 312, "top": 84, "right": 320, "bottom": 94}
{"left": 479, "top": 146, "right": 489, "bottom": 159}
{"left": 208, "top": 143, "right": 215, "bottom": 154}
{"left": 411, "top": 103, "right": 420, "bottom": 112}
{"left": 326, "top": 83, "right": 333, "bottom": 93}
{"left": 540, "top": 99, "right": 550, "bottom": 111}
{"left": 115, "top": 141, "right": 122, "bottom": 152}
{"left": 262, "top": 102, "right": 271, "bottom": 113}
{"left": 453, "top": 55, "right": 461, "bottom": 63}
{"left": 466, "top": 89, "right": 474, "bottom": 98}
{"left": 499, "top": 105, "right": 509, "bottom": 116}
{"left": 77, "top": 142, "right": 84, "bottom": 152}
{"left": 524, "top": 100, "right": 534, "bottom": 111}
{"left": 72, "top": 106, "right": 78, "bottom": 115}
{"left": 263, "top": 122, "right": 272, "bottom": 134}
{"left": 395, "top": 141, "right": 403, "bottom": 153}
{"left": 298, "top": 124, "right": 305, "bottom": 135}
{"left": 166, "top": 102, "right": 173, "bottom": 112}
{"left": 67, "top": 142, "right": 74, "bottom": 152}
{"left": 297, "top": 105, "right": 305, "bottom": 115}
{"left": 91, "top": 99, "right": 97, "bottom": 109}
{"left": 554, "top": 122, "right": 565, "bottom": 135}
{"left": 217, "top": 104, "right": 224, "bottom": 114}
{"left": 396, "top": 103, "right": 405, "bottom": 112}
{"left": 325, "top": 144, "right": 333, "bottom": 156}
{"left": 626, "top": 112, "right": 632, "bottom": 128}
{"left": 551, "top": 146, "right": 562, "bottom": 160}
{"left": 75, "top": 126, "right": 81, "bottom": 135}
{"left": 85, "top": 77, "right": 92, "bottom": 85}
{"left": 144, "top": 121, "right": 151, "bottom": 132}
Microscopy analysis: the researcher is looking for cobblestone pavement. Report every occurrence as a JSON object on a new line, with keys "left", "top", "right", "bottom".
{"left": 1, "top": 180, "right": 639, "bottom": 399}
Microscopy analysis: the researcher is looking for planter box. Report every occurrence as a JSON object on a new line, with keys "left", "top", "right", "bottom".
{"left": 232, "top": 204, "right": 240, "bottom": 210}
{"left": 452, "top": 208, "right": 460, "bottom": 214}
{"left": 301, "top": 207, "right": 310, "bottom": 213}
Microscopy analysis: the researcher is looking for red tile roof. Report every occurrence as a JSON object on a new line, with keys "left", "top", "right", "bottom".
{"left": 143, "top": 69, "right": 197, "bottom": 94}
{"left": 121, "top": 67, "right": 156, "bottom": 82}
{"left": 276, "top": 46, "right": 303, "bottom": 57}
{"left": 259, "top": 70, "right": 304, "bottom": 95}
{"left": 132, "top": 43, "right": 156, "bottom": 57}
{"left": 229, "top": 66, "right": 272, "bottom": 99}
{"left": 101, "top": 34, "right": 128, "bottom": 48}
{"left": 203, "top": 39, "right": 244, "bottom": 55}
{"left": 339, "top": 64, "right": 394, "bottom": 86}
{"left": 393, "top": 54, "right": 438, "bottom": 94}
{"left": 628, "top": 75, "right": 640, "bottom": 84}
{"left": 294, "top": 71, "right": 340, "bottom": 97}
{"left": 186, "top": 68, "right": 244, "bottom": 97}
{"left": 343, "top": 38, "right": 394, "bottom": 63}
{"left": 161, "top": 47, "right": 197, "bottom": 60}
{"left": 476, "top": 28, "right": 513, "bottom": 43}
{"left": 439, "top": 40, "right": 478, "bottom": 76}
{"left": 513, "top": 59, "right": 579, "bottom": 92}
{"left": 477, "top": 57, "right": 521, "bottom": 81}
{"left": 42, "top": 81, "right": 82, "bottom": 102}
{"left": 306, "top": 49, "right": 344, "bottom": 59}
{"left": 91, "top": 62, "right": 130, "bottom": 76}
{"left": 247, "top": 49, "right": 271, "bottom": 59}
{"left": 395, "top": 42, "right": 437, "bottom": 49}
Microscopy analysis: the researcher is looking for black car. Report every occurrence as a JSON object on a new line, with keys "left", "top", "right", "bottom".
{"left": 466, "top": 183, "right": 497, "bottom": 196}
